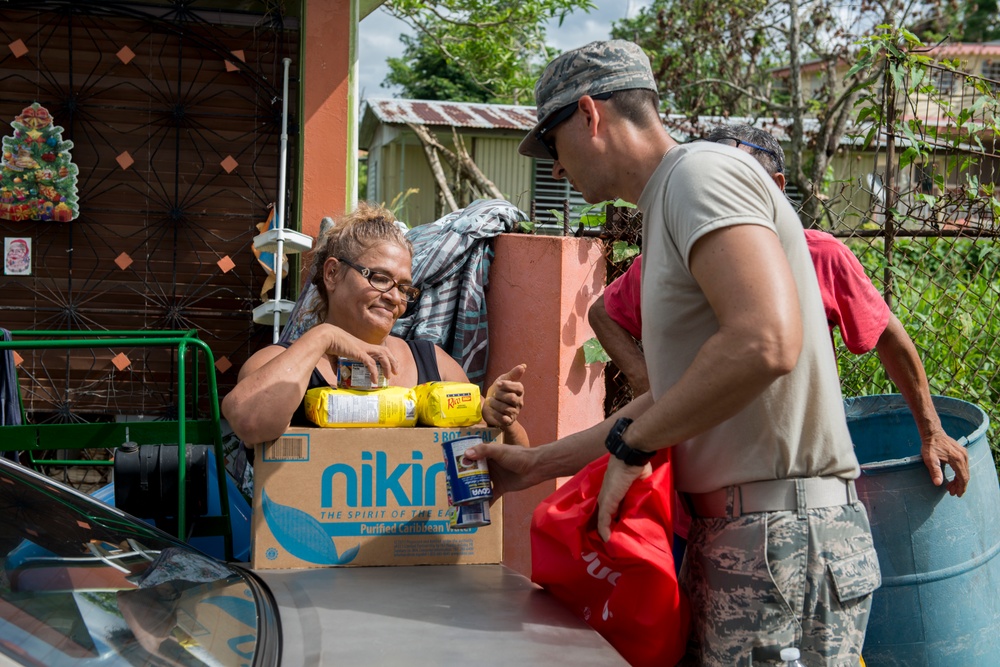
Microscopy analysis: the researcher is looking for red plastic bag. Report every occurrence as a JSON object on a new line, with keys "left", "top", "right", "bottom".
{"left": 530, "top": 452, "right": 690, "bottom": 667}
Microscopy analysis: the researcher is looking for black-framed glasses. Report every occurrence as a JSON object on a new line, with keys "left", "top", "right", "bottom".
{"left": 337, "top": 257, "right": 421, "bottom": 303}
{"left": 534, "top": 91, "right": 614, "bottom": 162}
{"left": 711, "top": 135, "right": 783, "bottom": 172}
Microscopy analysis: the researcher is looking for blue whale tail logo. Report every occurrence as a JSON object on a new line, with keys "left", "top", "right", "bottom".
{"left": 262, "top": 488, "right": 359, "bottom": 565}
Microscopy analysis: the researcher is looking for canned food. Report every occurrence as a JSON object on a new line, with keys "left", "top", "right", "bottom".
{"left": 448, "top": 500, "right": 491, "bottom": 528}
{"left": 441, "top": 434, "right": 493, "bottom": 505}
{"left": 337, "top": 357, "right": 387, "bottom": 390}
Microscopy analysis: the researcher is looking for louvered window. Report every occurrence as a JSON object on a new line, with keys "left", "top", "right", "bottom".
{"left": 532, "top": 158, "right": 588, "bottom": 230}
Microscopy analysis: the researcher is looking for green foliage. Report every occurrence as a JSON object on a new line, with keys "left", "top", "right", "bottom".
{"left": 850, "top": 26, "right": 1000, "bottom": 228}
{"left": 541, "top": 198, "right": 633, "bottom": 231}
{"left": 960, "top": 0, "right": 1000, "bottom": 42}
{"left": 385, "top": 188, "right": 419, "bottom": 222}
{"left": 611, "top": 0, "right": 776, "bottom": 116}
{"left": 385, "top": 32, "right": 498, "bottom": 102}
{"left": 611, "top": 240, "right": 640, "bottom": 263}
{"left": 914, "top": 0, "right": 1000, "bottom": 44}
{"left": 578, "top": 201, "right": 610, "bottom": 227}
{"left": 583, "top": 336, "right": 611, "bottom": 364}
{"left": 837, "top": 238, "right": 1000, "bottom": 456}
{"left": 609, "top": 0, "right": 939, "bottom": 228}
{"left": 382, "top": 0, "right": 596, "bottom": 104}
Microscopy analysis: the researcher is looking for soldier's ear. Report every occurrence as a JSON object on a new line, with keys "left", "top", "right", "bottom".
{"left": 577, "top": 96, "right": 601, "bottom": 136}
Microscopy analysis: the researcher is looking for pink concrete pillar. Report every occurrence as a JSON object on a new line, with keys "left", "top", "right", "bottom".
{"left": 485, "top": 234, "right": 607, "bottom": 576}
{"left": 300, "top": 0, "right": 352, "bottom": 242}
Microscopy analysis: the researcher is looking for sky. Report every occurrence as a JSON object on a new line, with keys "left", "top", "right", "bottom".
{"left": 357, "top": 2, "right": 652, "bottom": 101}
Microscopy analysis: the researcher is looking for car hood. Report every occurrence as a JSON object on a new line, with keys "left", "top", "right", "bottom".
{"left": 253, "top": 564, "right": 627, "bottom": 665}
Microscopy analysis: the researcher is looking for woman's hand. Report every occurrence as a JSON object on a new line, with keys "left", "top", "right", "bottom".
{"left": 322, "top": 325, "right": 399, "bottom": 381}
{"left": 222, "top": 323, "right": 398, "bottom": 445}
{"left": 483, "top": 364, "right": 526, "bottom": 428}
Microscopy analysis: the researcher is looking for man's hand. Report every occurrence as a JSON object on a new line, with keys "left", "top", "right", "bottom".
{"left": 463, "top": 438, "right": 540, "bottom": 498}
{"left": 921, "top": 430, "right": 970, "bottom": 497}
{"left": 483, "top": 364, "right": 526, "bottom": 428}
{"left": 874, "top": 316, "right": 969, "bottom": 497}
{"left": 596, "top": 457, "right": 650, "bottom": 541}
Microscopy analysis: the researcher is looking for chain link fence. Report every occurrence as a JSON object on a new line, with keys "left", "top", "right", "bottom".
{"left": 597, "top": 59, "right": 1000, "bottom": 464}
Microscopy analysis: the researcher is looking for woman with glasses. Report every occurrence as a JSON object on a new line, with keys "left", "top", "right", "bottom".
{"left": 223, "top": 201, "right": 528, "bottom": 446}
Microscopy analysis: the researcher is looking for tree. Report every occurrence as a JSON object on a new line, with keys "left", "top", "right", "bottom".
{"left": 611, "top": 0, "right": 938, "bottom": 226}
{"left": 611, "top": 0, "right": 778, "bottom": 117}
{"left": 915, "top": 0, "right": 1000, "bottom": 44}
{"left": 385, "top": 32, "right": 497, "bottom": 102}
{"left": 959, "top": 0, "right": 1000, "bottom": 42}
{"left": 374, "top": 0, "right": 595, "bottom": 216}
{"left": 381, "top": 0, "right": 596, "bottom": 104}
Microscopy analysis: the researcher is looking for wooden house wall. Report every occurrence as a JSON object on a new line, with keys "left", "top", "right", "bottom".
{"left": 0, "top": 5, "right": 298, "bottom": 419}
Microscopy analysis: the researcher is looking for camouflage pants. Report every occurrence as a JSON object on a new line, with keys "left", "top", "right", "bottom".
{"left": 678, "top": 502, "right": 880, "bottom": 666}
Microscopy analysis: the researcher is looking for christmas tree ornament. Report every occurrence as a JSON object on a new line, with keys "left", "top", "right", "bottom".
{"left": 0, "top": 103, "right": 79, "bottom": 221}
{"left": 53, "top": 200, "right": 72, "bottom": 222}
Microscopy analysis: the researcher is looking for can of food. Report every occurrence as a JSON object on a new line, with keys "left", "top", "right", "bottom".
{"left": 441, "top": 434, "right": 493, "bottom": 505}
{"left": 447, "top": 500, "right": 491, "bottom": 528}
{"left": 337, "top": 358, "right": 387, "bottom": 390}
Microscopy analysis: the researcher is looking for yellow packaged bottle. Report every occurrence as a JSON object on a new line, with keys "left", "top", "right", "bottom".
{"left": 415, "top": 381, "right": 482, "bottom": 427}
{"left": 304, "top": 386, "right": 417, "bottom": 428}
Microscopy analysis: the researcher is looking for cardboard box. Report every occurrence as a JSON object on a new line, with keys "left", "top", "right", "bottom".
{"left": 252, "top": 427, "right": 503, "bottom": 569}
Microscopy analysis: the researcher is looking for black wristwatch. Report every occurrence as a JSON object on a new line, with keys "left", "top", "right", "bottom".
{"left": 605, "top": 417, "right": 655, "bottom": 466}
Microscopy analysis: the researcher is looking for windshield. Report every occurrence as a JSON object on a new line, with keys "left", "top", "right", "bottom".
{"left": 0, "top": 458, "right": 266, "bottom": 666}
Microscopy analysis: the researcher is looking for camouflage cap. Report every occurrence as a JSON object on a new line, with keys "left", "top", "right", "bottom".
{"left": 518, "top": 40, "right": 656, "bottom": 159}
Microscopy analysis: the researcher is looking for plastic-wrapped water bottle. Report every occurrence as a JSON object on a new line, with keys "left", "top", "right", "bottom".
{"left": 780, "top": 647, "right": 806, "bottom": 666}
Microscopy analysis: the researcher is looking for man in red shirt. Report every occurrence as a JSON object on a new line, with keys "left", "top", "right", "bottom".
{"left": 590, "top": 124, "right": 970, "bottom": 503}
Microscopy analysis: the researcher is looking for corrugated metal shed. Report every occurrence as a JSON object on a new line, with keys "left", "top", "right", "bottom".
{"left": 359, "top": 98, "right": 540, "bottom": 150}
{"left": 363, "top": 97, "right": 537, "bottom": 130}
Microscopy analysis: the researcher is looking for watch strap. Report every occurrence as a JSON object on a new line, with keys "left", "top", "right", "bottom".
{"left": 605, "top": 417, "right": 654, "bottom": 466}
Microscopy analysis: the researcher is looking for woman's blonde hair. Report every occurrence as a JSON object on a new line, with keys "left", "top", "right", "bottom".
{"left": 307, "top": 201, "right": 413, "bottom": 319}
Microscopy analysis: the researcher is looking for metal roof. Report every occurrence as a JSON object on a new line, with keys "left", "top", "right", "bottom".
{"left": 925, "top": 42, "right": 1000, "bottom": 57}
{"left": 361, "top": 100, "right": 935, "bottom": 150}
{"left": 363, "top": 98, "right": 538, "bottom": 131}
{"left": 358, "top": 97, "right": 840, "bottom": 148}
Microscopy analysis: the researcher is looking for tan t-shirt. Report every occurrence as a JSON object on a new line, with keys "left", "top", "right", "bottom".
{"left": 638, "top": 142, "right": 859, "bottom": 493}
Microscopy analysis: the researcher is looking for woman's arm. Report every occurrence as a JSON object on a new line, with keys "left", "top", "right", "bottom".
{"left": 435, "top": 347, "right": 529, "bottom": 446}
{"left": 222, "top": 324, "right": 398, "bottom": 444}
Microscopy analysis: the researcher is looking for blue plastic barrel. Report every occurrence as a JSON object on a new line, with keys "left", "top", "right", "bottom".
{"left": 845, "top": 394, "right": 1000, "bottom": 667}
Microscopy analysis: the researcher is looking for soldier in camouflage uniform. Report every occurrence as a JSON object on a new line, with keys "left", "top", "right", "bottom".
{"left": 468, "top": 40, "right": 881, "bottom": 665}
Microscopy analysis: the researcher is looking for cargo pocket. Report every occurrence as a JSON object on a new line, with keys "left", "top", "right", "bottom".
{"left": 828, "top": 546, "right": 881, "bottom": 602}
